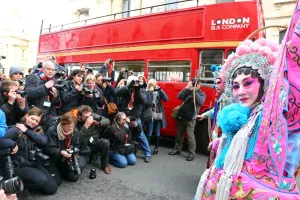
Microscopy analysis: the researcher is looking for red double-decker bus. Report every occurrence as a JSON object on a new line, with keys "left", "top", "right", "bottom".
{"left": 37, "top": 0, "right": 264, "bottom": 154}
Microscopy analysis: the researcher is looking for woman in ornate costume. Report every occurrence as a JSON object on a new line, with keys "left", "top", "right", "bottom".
{"left": 194, "top": 12, "right": 300, "bottom": 198}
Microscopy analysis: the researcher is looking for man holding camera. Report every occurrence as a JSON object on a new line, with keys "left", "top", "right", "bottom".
{"left": 60, "top": 69, "right": 85, "bottom": 114}
{"left": 25, "top": 61, "right": 61, "bottom": 124}
{"left": 169, "top": 78, "right": 206, "bottom": 161}
{"left": 115, "top": 75, "right": 152, "bottom": 163}
{"left": 0, "top": 80, "right": 28, "bottom": 126}
{"left": 76, "top": 105, "right": 111, "bottom": 174}
{"left": 99, "top": 58, "right": 115, "bottom": 82}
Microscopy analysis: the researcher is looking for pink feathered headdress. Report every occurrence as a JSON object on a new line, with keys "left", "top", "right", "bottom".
{"left": 221, "top": 38, "right": 280, "bottom": 105}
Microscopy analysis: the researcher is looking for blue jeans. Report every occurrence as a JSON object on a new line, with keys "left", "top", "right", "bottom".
{"left": 136, "top": 119, "right": 152, "bottom": 157}
{"left": 109, "top": 151, "right": 136, "bottom": 168}
{"left": 147, "top": 120, "right": 162, "bottom": 137}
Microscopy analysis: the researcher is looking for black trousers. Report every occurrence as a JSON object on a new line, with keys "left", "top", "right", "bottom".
{"left": 46, "top": 159, "right": 79, "bottom": 184}
{"left": 80, "top": 139, "right": 110, "bottom": 168}
{"left": 14, "top": 165, "right": 57, "bottom": 195}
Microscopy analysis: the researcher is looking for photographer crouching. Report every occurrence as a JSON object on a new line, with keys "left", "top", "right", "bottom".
{"left": 4, "top": 107, "right": 57, "bottom": 198}
{"left": 115, "top": 75, "right": 152, "bottom": 163}
{"left": 107, "top": 112, "right": 140, "bottom": 168}
{"left": 44, "top": 113, "right": 80, "bottom": 183}
{"left": 76, "top": 105, "right": 111, "bottom": 174}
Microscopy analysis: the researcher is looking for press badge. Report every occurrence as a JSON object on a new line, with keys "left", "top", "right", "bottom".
{"left": 43, "top": 101, "right": 51, "bottom": 107}
{"left": 89, "top": 136, "right": 94, "bottom": 143}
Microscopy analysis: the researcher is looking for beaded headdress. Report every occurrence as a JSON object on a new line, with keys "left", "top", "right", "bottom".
{"left": 221, "top": 38, "right": 280, "bottom": 105}
{"left": 211, "top": 64, "right": 222, "bottom": 79}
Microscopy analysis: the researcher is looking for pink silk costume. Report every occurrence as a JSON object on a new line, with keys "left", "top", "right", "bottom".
{"left": 194, "top": 1, "right": 300, "bottom": 199}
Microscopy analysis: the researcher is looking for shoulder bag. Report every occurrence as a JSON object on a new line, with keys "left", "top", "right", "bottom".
{"left": 171, "top": 95, "right": 191, "bottom": 120}
{"left": 104, "top": 98, "right": 118, "bottom": 115}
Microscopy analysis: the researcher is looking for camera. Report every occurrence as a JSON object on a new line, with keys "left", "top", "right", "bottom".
{"left": 0, "top": 176, "right": 24, "bottom": 194}
{"left": 103, "top": 77, "right": 112, "bottom": 82}
{"left": 108, "top": 58, "right": 113, "bottom": 63}
{"left": 28, "top": 148, "right": 50, "bottom": 166}
{"left": 92, "top": 113, "right": 102, "bottom": 122}
{"left": 0, "top": 149, "right": 14, "bottom": 180}
{"left": 17, "top": 79, "right": 25, "bottom": 86}
{"left": 82, "top": 86, "right": 93, "bottom": 95}
{"left": 54, "top": 69, "right": 67, "bottom": 80}
{"left": 53, "top": 79, "right": 65, "bottom": 90}
{"left": 16, "top": 90, "right": 27, "bottom": 98}
{"left": 153, "top": 86, "right": 161, "bottom": 92}
{"left": 66, "top": 147, "right": 81, "bottom": 175}
{"left": 0, "top": 149, "right": 24, "bottom": 194}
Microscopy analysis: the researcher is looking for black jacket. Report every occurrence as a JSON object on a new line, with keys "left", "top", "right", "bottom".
{"left": 115, "top": 86, "right": 148, "bottom": 118}
{"left": 44, "top": 124, "right": 80, "bottom": 160}
{"left": 0, "top": 95, "right": 28, "bottom": 126}
{"left": 7, "top": 126, "right": 48, "bottom": 168}
{"left": 107, "top": 122, "right": 141, "bottom": 150}
{"left": 0, "top": 139, "right": 16, "bottom": 151}
{"left": 60, "top": 80, "right": 84, "bottom": 113}
{"left": 81, "top": 87, "right": 104, "bottom": 115}
{"left": 25, "top": 74, "right": 61, "bottom": 118}
{"left": 177, "top": 88, "right": 206, "bottom": 120}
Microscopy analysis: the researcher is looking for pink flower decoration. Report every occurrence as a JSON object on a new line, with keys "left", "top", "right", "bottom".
{"left": 259, "top": 46, "right": 272, "bottom": 56}
{"left": 249, "top": 43, "right": 260, "bottom": 52}
{"left": 241, "top": 40, "right": 253, "bottom": 47}
{"left": 236, "top": 45, "right": 249, "bottom": 56}
{"left": 255, "top": 38, "right": 268, "bottom": 46}
{"left": 266, "top": 40, "right": 280, "bottom": 52}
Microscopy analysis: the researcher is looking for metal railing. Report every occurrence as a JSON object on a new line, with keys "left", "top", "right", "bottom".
{"left": 40, "top": 0, "right": 200, "bottom": 34}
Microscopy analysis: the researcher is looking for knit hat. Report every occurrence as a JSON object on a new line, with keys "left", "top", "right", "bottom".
{"left": 9, "top": 66, "right": 23, "bottom": 77}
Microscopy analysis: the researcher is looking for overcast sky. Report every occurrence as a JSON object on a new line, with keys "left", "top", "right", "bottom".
{"left": 0, "top": 0, "right": 74, "bottom": 38}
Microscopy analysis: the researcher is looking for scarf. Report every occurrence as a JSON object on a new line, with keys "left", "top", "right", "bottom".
{"left": 56, "top": 123, "right": 73, "bottom": 141}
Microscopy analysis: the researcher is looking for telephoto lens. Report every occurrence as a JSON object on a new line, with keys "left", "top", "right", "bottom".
{"left": 89, "top": 168, "right": 96, "bottom": 179}
{"left": 0, "top": 176, "right": 24, "bottom": 194}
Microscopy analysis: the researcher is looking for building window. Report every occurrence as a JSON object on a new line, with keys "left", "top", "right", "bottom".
{"left": 216, "top": 0, "right": 234, "bottom": 3}
{"left": 148, "top": 61, "right": 191, "bottom": 82}
{"left": 166, "top": 0, "right": 178, "bottom": 11}
{"left": 22, "top": 50, "right": 25, "bottom": 58}
{"left": 123, "top": 0, "right": 130, "bottom": 18}
{"left": 279, "top": 29, "right": 287, "bottom": 44}
{"left": 200, "top": 50, "right": 224, "bottom": 84}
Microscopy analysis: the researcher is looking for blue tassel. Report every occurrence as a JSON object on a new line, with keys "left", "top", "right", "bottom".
{"left": 245, "top": 113, "right": 262, "bottom": 160}
{"left": 216, "top": 133, "right": 234, "bottom": 169}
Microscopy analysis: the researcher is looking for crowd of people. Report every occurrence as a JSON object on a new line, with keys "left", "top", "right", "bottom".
{"left": 0, "top": 57, "right": 207, "bottom": 200}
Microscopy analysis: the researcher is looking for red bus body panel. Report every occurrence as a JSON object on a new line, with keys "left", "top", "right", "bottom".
{"left": 38, "top": 1, "right": 262, "bottom": 137}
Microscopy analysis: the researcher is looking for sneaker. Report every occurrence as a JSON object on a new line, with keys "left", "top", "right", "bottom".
{"left": 18, "top": 189, "right": 32, "bottom": 200}
{"left": 144, "top": 156, "right": 151, "bottom": 163}
{"left": 187, "top": 155, "right": 195, "bottom": 161}
{"left": 169, "top": 150, "right": 181, "bottom": 155}
{"left": 152, "top": 148, "right": 159, "bottom": 155}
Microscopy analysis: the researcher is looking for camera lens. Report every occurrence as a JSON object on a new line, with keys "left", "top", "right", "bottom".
{"left": 0, "top": 176, "right": 24, "bottom": 194}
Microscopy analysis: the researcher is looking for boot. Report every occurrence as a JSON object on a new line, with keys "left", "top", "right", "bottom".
{"left": 152, "top": 136, "right": 160, "bottom": 155}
